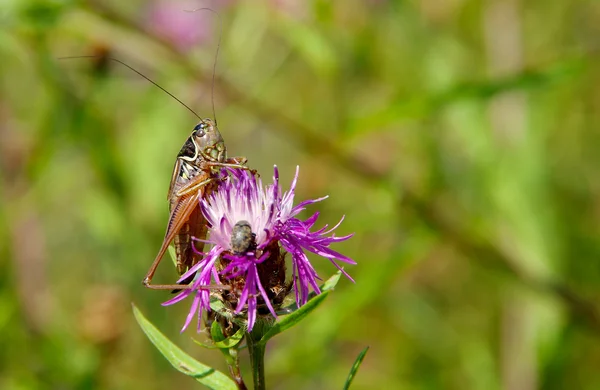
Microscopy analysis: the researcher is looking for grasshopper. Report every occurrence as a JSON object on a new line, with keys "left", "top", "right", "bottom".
{"left": 57, "top": 56, "right": 239, "bottom": 290}
{"left": 143, "top": 118, "right": 247, "bottom": 290}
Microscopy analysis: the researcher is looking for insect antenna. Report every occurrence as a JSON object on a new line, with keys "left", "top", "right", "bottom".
{"left": 58, "top": 55, "right": 202, "bottom": 120}
{"left": 184, "top": 7, "right": 223, "bottom": 126}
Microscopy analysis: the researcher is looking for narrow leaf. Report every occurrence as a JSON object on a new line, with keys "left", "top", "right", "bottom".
{"left": 208, "top": 298, "right": 247, "bottom": 331}
{"left": 191, "top": 327, "right": 244, "bottom": 349}
{"left": 132, "top": 304, "right": 237, "bottom": 390}
{"left": 210, "top": 322, "right": 244, "bottom": 349}
{"left": 259, "top": 291, "right": 330, "bottom": 345}
{"left": 321, "top": 270, "right": 342, "bottom": 292}
{"left": 190, "top": 338, "right": 218, "bottom": 349}
{"left": 343, "top": 346, "right": 369, "bottom": 390}
{"left": 211, "top": 321, "right": 225, "bottom": 341}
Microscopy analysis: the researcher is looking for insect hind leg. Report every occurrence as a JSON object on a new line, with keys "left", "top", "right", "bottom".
{"left": 175, "top": 177, "right": 216, "bottom": 197}
{"left": 208, "top": 157, "right": 260, "bottom": 177}
{"left": 143, "top": 282, "right": 229, "bottom": 291}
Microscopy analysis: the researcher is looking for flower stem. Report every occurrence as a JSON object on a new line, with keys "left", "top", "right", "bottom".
{"left": 226, "top": 348, "right": 247, "bottom": 390}
{"left": 246, "top": 323, "right": 267, "bottom": 390}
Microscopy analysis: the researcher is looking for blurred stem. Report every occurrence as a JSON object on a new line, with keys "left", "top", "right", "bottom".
{"left": 210, "top": 320, "right": 247, "bottom": 389}
{"left": 246, "top": 323, "right": 267, "bottom": 390}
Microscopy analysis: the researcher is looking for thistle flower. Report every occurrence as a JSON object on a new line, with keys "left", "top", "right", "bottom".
{"left": 146, "top": 0, "right": 213, "bottom": 52}
{"left": 163, "top": 166, "right": 355, "bottom": 332}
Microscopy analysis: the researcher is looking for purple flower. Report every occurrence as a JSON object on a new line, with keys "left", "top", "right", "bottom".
{"left": 146, "top": 1, "right": 231, "bottom": 52}
{"left": 163, "top": 166, "right": 355, "bottom": 332}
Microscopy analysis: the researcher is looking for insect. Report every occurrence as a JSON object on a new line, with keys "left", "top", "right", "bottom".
{"left": 230, "top": 220, "right": 257, "bottom": 255}
{"left": 143, "top": 118, "right": 248, "bottom": 290}
{"left": 60, "top": 14, "right": 242, "bottom": 290}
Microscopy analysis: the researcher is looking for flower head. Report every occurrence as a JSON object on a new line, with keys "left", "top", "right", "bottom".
{"left": 163, "top": 166, "right": 355, "bottom": 332}
{"left": 147, "top": 1, "right": 215, "bottom": 52}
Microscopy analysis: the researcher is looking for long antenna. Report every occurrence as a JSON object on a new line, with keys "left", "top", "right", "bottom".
{"left": 184, "top": 7, "right": 222, "bottom": 126}
{"left": 58, "top": 55, "right": 202, "bottom": 120}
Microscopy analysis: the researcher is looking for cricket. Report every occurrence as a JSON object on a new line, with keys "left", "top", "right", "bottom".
{"left": 142, "top": 118, "right": 248, "bottom": 290}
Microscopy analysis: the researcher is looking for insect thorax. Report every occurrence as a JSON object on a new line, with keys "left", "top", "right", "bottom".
{"left": 177, "top": 159, "right": 203, "bottom": 183}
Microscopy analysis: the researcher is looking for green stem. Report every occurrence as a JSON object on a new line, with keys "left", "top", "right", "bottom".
{"left": 225, "top": 348, "right": 247, "bottom": 390}
{"left": 246, "top": 325, "right": 267, "bottom": 390}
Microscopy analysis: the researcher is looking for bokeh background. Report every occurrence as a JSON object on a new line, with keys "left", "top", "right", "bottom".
{"left": 2, "top": 0, "right": 600, "bottom": 389}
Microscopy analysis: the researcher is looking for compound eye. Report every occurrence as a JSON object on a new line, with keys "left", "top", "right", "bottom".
{"left": 193, "top": 122, "right": 208, "bottom": 136}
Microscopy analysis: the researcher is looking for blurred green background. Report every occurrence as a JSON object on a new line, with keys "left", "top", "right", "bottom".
{"left": 2, "top": 0, "right": 600, "bottom": 389}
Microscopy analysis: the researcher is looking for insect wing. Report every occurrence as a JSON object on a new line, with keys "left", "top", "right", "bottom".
{"left": 152, "top": 191, "right": 202, "bottom": 273}
{"left": 174, "top": 201, "right": 208, "bottom": 274}
{"left": 167, "top": 157, "right": 182, "bottom": 201}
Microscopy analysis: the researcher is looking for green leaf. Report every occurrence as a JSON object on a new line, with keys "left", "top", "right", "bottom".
{"left": 191, "top": 326, "right": 244, "bottom": 350}
{"left": 132, "top": 304, "right": 237, "bottom": 390}
{"left": 210, "top": 322, "right": 244, "bottom": 349}
{"left": 208, "top": 297, "right": 247, "bottom": 329}
{"left": 321, "top": 270, "right": 342, "bottom": 292}
{"left": 208, "top": 321, "right": 244, "bottom": 369}
{"left": 190, "top": 338, "right": 218, "bottom": 349}
{"left": 211, "top": 321, "right": 225, "bottom": 341}
{"left": 343, "top": 346, "right": 369, "bottom": 390}
{"left": 259, "top": 291, "right": 330, "bottom": 345}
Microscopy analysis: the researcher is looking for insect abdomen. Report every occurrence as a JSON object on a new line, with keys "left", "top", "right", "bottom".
{"left": 174, "top": 203, "right": 208, "bottom": 275}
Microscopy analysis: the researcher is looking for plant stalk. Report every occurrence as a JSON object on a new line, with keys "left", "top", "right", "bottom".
{"left": 246, "top": 325, "right": 267, "bottom": 390}
{"left": 226, "top": 348, "right": 247, "bottom": 390}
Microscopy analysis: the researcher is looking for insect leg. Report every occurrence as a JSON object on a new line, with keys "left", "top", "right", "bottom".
{"left": 205, "top": 161, "right": 248, "bottom": 169}
{"left": 144, "top": 283, "right": 230, "bottom": 291}
{"left": 143, "top": 192, "right": 202, "bottom": 287}
{"left": 227, "top": 156, "right": 248, "bottom": 165}
{"left": 175, "top": 177, "right": 216, "bottom": 197}
{"left": 206, "top": 158, "right": 258, "bottom": 176}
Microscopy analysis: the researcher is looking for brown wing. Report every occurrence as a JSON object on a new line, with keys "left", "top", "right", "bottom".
{"left": 153, "top": 167, "right": 214, "bottom": 269}
{"left": 174, "top": 205, "right": 207, "bottom": 274}
{"left": 167, "top": 158, "right": 182, "bottom": 200}
{"left": 151, "top": 190, "right": 201, "bottom": 272}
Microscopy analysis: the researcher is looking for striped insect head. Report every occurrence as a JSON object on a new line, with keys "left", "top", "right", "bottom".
{"left": 178, "top": 118, "right": 226, "bottom": 163}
